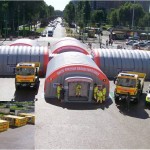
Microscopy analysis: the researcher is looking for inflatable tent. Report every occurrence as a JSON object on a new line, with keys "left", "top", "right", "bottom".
{"left": 92, "top": 49, "right": 150, "bottom": 79}
{"left": 9, "top": 38, "right": 38, "bottom": 47}
{"left": 0, "top": 46, "right": 49, "bottom": 76}
{"left": 44, "top": 52, "right": 109, "bottom": 102}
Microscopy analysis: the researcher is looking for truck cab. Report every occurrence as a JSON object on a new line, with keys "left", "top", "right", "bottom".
{"left": 114, "top": 71, "right": 146, "bottom": 103}
{"left": 15, "top": 62, "right": 40, "bottom": 90}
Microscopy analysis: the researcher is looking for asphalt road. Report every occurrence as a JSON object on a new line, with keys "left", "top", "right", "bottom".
{"left": 0, "top": 125, "right": 34, "bottom": 149}
{"left": 0, "top": 18, "right": 150, "bottom": 149}
{"left": 35, "top": 79, "right": 150, "bottom": 149}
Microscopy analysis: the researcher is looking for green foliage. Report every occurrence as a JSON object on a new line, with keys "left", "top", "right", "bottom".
{"left": 64, "top": 2, "right": 75, "bottom": 26}
{"left": 0, "top": 0, "right": 54, "bottom": 37}
{"left": 91, "top": 10, "right": 104, "bottom": 25}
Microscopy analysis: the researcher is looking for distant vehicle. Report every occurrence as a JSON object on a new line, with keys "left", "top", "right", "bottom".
{"left": 133, "top": 41, "right": 146, "bottom": 47}
{"left": 41, "top": 31, "right": 47, "bottom": 37}
{"left": 48, "top": 30, "right": 53, "bottom": 37}
{"left": 126, "top": 40, "right": 137, "bottom": 45}
{"left": 145, "top": 41, "right": 150, "bottom": 46}
{"left": 128, "top": 36, "right": 140, "bottom": 40}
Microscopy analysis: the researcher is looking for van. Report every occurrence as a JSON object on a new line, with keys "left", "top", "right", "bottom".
{"left": 48, "top": 30, "right": 53, "bottom": 37}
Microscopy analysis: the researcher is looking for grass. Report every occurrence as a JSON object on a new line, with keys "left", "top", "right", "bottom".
{"left": 10, "top": 105, "right": 25, "bottom": 110}
{"left": 36, "top": 27, "right": 45, "bottom": 33}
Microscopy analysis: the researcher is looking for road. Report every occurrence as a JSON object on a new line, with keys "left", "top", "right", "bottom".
{"left": 0, "top": 125, "right": 34, "bottom": 149}
{"left": 35, "top": 80, "right": 150, "bottom": 149}
{"left": 0, "top": 18, "right": 150, "bottom": 149}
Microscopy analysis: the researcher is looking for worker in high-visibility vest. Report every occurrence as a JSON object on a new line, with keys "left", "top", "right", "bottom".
{"left": 97, "top": 89, "right": 103, "bottom": 103}
{"left": 76, "top": 83, "right": 82, "bottom": 96}
{"left": 94, "top": 83, "right": 98, "bottom": 100}
{"left": 57, "top": 84, "right": 62, "bottom": 100}
{"left": 102, "top": 85, "right": 107, "bottom": 102}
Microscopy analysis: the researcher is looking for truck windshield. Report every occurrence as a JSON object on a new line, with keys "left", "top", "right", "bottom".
{"left": 16, "top": 68, "right": 34, "bottom": 76}
{"left": 117, "top": 78, "right": 136, "bottom": 87}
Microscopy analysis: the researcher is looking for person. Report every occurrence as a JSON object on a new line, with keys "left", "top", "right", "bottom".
{"left": 75, "top": 83, "right": 82, "bottom": 97}
{"left": 126, "top": 92, "right": 130, "bottom": 111}
{"left": 93, "top": 83, "right": 98, "bottom": 100}
{"left": 106, "top": 40, "right": 109, "bottom": 48}
{"left": 88, "top": 42, "right": 92, "bottom": 49}
{"left": 96, "top": 87, "right": 103, "bottom": 103}
{"left": 60, "top": 85, "right": 65, "bottom": 100}
{"left": 57, "top": 84, "right": 62, "bottom": 100}
{"left": 102, "top": 85, "right": 106, "bottom": 102}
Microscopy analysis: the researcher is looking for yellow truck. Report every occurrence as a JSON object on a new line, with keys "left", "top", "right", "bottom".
{"left": 114, "top": 71, "right": 146, "bottom": 103}
{"left": 1, "top": 115, "right": 27, "bottom": 127}
{"left": 0, "top": 119, "right": 9, "bottom": 132}
{"left": 15, "top": 62, "right": 40, "bottom": 90}
{"left": 18, "top": 113, "right": 35, "bottom": 124}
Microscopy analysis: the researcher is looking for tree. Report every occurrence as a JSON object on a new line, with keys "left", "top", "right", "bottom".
{"left": 83, "top": 1, "right": 91, "bottom": 26}
{"left": 91, "top": 10, "right": 104, "bottom": 26}
{"left": 64, "top": 1, "right": 75, "bottom": 26}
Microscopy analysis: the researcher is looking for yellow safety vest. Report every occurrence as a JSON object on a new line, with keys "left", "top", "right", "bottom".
{"left": 57, "top": 86, "right": 62, "bottom": 93}
{"left": 76, "top": 84, "right": 81, "bottom": 91}
{"left": 97, "top": 90, "right": 102, "bottom": 97}
{"left": 94, "top": 86, "right": 98, "bottom": 93}
{"left": 102, "top": 87, "right": 106, "bottom": 95}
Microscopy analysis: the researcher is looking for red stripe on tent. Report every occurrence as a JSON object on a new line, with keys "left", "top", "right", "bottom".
{"left": 42, "top": 48, "right": 49, "bottom": 76}
{"left": 93, "top": 49, "right": 100, "bottom": 67}
{"left": 52, "top": 46, "right": 89, "bottom": 55}
{"left": 9, "top": 43, "right": 32, "bottom": 46}
{"left": 44, "top": 64, "right": 109, "bottom": 93}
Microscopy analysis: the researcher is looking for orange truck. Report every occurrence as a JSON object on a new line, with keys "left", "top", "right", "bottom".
{"left": 15, "top": 62, "right": 40, "bottom": 90}
{"left": 114, "top": 71, "right": 146, "bottom": 103}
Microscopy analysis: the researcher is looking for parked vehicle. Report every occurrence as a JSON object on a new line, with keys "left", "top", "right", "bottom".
{"left": 126, "top": 40, "right": 137, "bottom": 45}
{"left": 133, "top": 41, "right": 146, "bottom": 47}
{"left": 145, "top": 41, "right": 150, "bottom": 46}
{"left": 128, "top": 36, "right": 140, "bottom": 40}
{"left": 41, "top": 31, "right": 47, "bottom": 37}
{"left": 15, "top": 62, "right": 40, "bottom": 90}
{"left": 114, "top": 71, "right": 146, "bottom": 103}
{"left": 48, "top": 30, "right": 53, "bottom": 37}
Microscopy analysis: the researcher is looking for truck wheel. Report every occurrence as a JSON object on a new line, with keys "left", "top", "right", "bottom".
{"left": 114, "top": 96, "right": 119, "bottom": 104}
{"left": 134, "top": 95, "right": 139, "bottom": 104}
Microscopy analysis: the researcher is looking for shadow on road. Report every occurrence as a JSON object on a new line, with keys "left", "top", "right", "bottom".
{"left": 45, "top": 97, "right": 113, "bottom": 110}
{"left": 115, "top": 93, "right": 150, "bottom": 119}
{"left": 13, "top": 82, "right": 40, "bottom": 102}
{"left": 13, "top": 88, "right": 38, "bottom": 102}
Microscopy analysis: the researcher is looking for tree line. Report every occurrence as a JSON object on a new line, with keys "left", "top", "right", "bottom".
{"left": 64, "top": 1, "right": 150, "bottom": 29}
{"left": 0, "top": 0, "right": 54, "bottom": 37}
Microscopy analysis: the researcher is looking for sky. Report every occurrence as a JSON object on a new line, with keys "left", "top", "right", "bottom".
{"left": 44, "top": 0, "right": 70, "bottom": 11}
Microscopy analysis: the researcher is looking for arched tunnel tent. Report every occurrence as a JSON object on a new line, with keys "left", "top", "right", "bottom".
{"left": 50, "top": 39, "right": 89, "bottom": 55}
{"left": 9, "top": 38, "right": 39, "bottom": 46}
{"left": 0, "top": 46, "right": 49, "bottom": 76}
{"left": 92, "top": 49, "right": 150, "bottom": 80}
{"left": 44, "top": 52, "right": 109, "bottom": 102}
{"left": 52, "top": 37, "right": 81, "bottom": 46}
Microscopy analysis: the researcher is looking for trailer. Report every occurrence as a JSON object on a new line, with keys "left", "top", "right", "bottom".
{"left": 44, "top": 52, "right": 109, "bottom": 102}
{"left": 0, "top": 119, "right": 9, "bottom": 132}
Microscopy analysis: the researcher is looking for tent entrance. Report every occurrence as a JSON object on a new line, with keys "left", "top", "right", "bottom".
{"left": 64, "top": 76, "right": 93, "bottom": 102}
